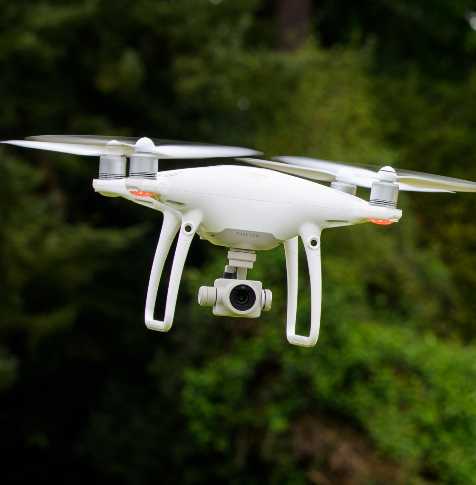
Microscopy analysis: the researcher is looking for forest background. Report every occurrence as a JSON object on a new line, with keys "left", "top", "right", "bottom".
{"left": 2, "top": 1, "right": 476, "bottom": 483}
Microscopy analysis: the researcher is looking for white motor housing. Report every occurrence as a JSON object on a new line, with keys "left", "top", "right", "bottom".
{"left": 370, "top": 166, "right": 399, "bottom": 208}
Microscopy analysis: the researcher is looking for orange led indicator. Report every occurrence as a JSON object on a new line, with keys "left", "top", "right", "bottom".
{"left": 368, "top": 218, "right": 395, "bottom": 226}
{"left": 129, "top": 190, "right": 155, "bottom": 197}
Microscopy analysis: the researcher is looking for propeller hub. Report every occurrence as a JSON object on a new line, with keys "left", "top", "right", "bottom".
{"left": 135, "top": 137, "right": 155, "bottom": 153}
{"left": 377, "top": 165, "right": 397, "bottom": 182}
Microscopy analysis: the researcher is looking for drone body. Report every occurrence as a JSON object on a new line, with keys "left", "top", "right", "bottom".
{"left": 3, "top": 135, "right": 476, "bottom": 348}
{"left": 93, "top": 163, "right": 401, "bottom": 347}
{"left": 127, "top": 165, "right": 402, "bottom": 248}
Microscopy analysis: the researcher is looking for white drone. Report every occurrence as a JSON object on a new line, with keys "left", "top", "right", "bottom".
{"left": 3, "top": 135, "right": 476, "bottom": 347}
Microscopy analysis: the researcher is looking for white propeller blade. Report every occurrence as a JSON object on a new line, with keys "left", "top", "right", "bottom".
{"left": 239, "top": 157, "right": 337, "bottom": 181}
{"left": 248, "top": 156, "right": 476, "bottom": 193}
{"left": 1, "top": 139, "right": 134, "bottom": 156}
{"left": 277, "top": 156, "right": 377, "bottom": 188}
{"left": 394, "top": 172, "right": 476, "bottom": 192}
{"left": 152, "top": 144, "right": 260, "bottom": 159}
{"left": 11, "top": 135, "right": 262, "bottom": 159}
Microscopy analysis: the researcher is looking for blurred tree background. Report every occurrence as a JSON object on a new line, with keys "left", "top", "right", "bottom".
{"left": 1, "top": 0, "right": 476, "bottom": 483}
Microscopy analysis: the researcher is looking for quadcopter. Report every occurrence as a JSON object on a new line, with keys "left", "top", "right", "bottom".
{"left": 3, "top": 135, "right": 476, "bottom": 347}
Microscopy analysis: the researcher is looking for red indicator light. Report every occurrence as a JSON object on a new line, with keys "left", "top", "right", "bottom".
{"left": 368, "top": 218, "right": 395, "bottom": 226}
{"left": 129, "top": 190, "right": 155, "bottom": 197}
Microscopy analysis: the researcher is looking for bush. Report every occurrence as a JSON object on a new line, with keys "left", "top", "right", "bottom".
{"left": 183, "top": 318, "right": 476, "bottom": 484}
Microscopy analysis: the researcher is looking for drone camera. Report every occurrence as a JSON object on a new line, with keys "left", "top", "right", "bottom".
{"left": 198, "top": 279, "right": 272, "bottom": 318}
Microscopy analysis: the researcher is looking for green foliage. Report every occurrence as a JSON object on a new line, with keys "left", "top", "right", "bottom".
{"left": 0, "top": 153, "right": 146, "bottom": 345}
{"left": 376, "top": 70, "right": 476, "bottom": 339}
{"left": 177, "top": 201, "right": 471, "bottom": 484}
{"left": 0, "top": 348, "right": 17, "bottom": 392}
{"left": 182, "top": 320, "right": 476, "bottom": 483}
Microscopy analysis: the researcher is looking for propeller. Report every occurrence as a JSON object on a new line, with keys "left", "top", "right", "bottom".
{"left": 241, "top": 156, "right": 476, "bottom": 193}
{"left": 1, "top": 135, "right": 261, "bottom": 159}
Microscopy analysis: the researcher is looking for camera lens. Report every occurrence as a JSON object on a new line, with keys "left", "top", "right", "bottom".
{"left": 229, "top": 284, "right": 256, "bottom": 311}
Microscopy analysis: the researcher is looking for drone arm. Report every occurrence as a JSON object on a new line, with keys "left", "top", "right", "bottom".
{"left": 145, "top": 210, "right": 202, "bottom": 332}
{"left": 284, "top": 223, "right": 322, "bottom": 347}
